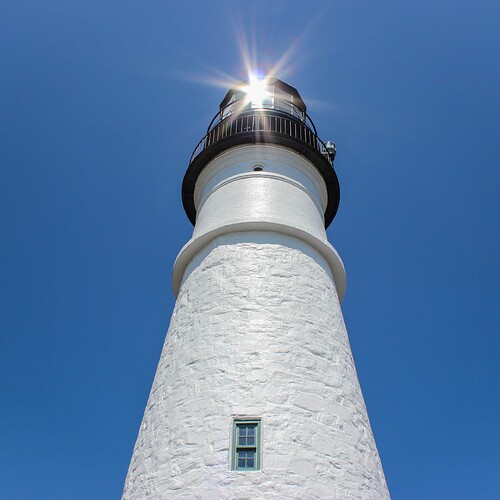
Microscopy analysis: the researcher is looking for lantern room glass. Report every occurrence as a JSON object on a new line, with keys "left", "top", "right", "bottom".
{"left": 220, "top": 85, "right": 305, "bottom": 122}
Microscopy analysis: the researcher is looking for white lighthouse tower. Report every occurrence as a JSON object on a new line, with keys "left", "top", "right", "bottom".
{"left": 123, "top": 77, "right": 389, "bottom": 499}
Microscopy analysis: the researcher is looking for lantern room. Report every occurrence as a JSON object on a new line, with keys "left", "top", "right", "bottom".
{"left": 218, "top": 76, "right": 307, "bottom": 123}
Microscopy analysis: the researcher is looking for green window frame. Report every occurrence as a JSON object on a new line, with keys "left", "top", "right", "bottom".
{"left": 231, "top": 419, "right": 261, "bottom": 471}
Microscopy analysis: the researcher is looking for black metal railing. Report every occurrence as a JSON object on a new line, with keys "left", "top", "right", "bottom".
{"left": 190, "top": 110, "right": 334, "bottom": 165}
{"left": 209, "top": 97, "right": 316, "bottom": 134}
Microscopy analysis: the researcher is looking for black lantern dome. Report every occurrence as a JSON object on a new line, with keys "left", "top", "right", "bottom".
{"left": 182, "top": 77, "right": 340, "bottom": 227}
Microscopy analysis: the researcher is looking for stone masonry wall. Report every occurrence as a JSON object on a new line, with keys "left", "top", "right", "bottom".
{"left": 123, "top": 233, "right": 389, "bottom": 499}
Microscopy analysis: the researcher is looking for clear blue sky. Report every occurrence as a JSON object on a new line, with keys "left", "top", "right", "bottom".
{"left": 1, "top": 1, "right": 499, "bottom": 498}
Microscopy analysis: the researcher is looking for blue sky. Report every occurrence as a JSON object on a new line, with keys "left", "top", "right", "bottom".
{"left": 1, "top": 1, "right": 499, "bottom": 498}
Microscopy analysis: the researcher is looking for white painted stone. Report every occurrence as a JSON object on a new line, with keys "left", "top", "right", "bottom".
{"left": 123, "top": 232, "right": 389, "bottom": 499}
{"left": 123, "top": 143, "right": 389, "bottom": 498}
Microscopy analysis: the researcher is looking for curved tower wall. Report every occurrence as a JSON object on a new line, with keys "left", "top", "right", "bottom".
{"left": 123, "top": 144, "right": 389, "bottom": 498}
{"left": 173, "top": 145, "right": 345, "bottom": 300}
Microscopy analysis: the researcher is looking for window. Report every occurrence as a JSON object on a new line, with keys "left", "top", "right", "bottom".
{"left": 231, "top": 419, "right": 261, "bottom": 471}
{"left": 221, "top": 95, "right": 236, "bottom": 120}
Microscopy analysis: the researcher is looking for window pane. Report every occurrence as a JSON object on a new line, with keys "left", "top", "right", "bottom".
{"left": 233, "top": 420, "right": 260, "bottom": 471}
{"left": 278, "top": 99, "right": 292, "bottom": 114}
{"left": 262, "top": 97, "right": 274, "bottom": 108}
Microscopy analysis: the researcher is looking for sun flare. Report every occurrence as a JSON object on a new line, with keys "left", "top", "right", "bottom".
{"left": 243, "top": 74, "right": 270, "bottom": 108}
{"left": 174, "top": 6, "right": 329, "bottom": 109}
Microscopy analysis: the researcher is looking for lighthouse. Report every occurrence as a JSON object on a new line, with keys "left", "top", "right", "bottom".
{"left": 123, "top": 77, "right": 390, "bottom": 498}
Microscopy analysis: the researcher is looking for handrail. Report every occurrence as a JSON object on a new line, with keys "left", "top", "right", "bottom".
{"left": 190, "top": 110, "right": 334, "bottom": 165}
{"left": 206, "top": 98, "right": 318, "bottom": 136}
